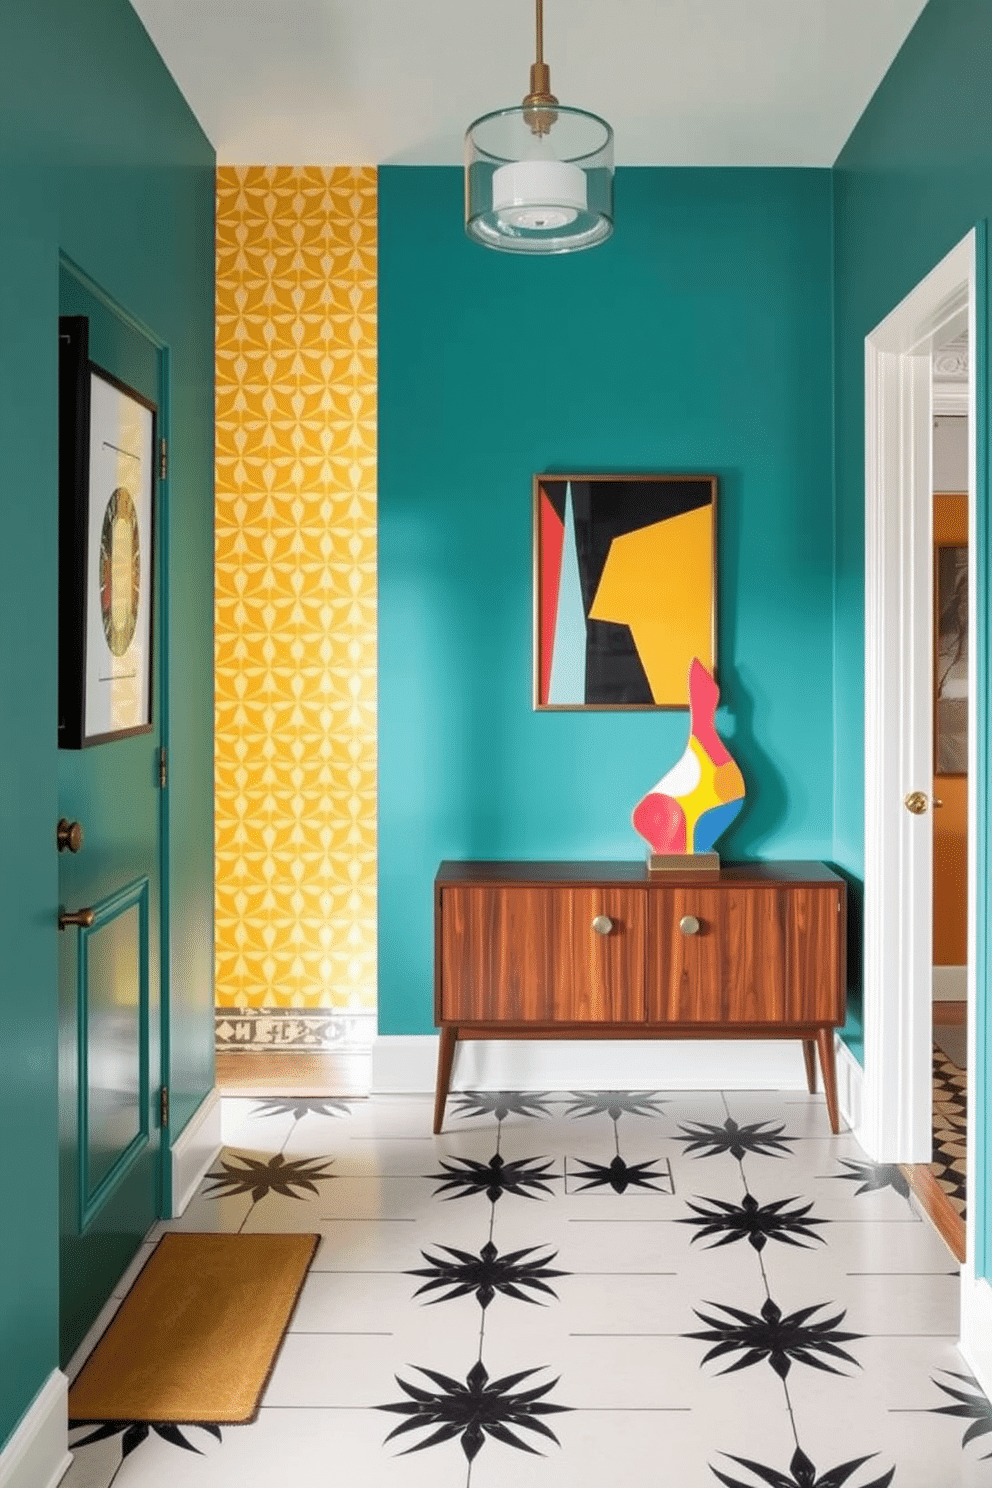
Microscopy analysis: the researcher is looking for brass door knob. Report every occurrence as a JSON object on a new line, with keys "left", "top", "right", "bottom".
{"left": 904, "top": 791, "right": 929, "bottom": 815}
{"left": 56, "top": 818, "right": 84, "bottom": 853}
{"left": 591, "top": 914, "right": 613, "bottom": 936}
{"left": 59, "top": 906, "right": 95, "bottom": 930}
{"left": 680, "top": 914, "right": 701, "bottom": 936}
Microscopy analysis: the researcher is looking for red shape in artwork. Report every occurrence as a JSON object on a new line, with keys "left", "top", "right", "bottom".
{"left": 688, "top": 657, "right": 731, "bottom": 766}
{"left": 631, "top": 791, "right": 686, "bottom": 854}
{"left": 539, "top": 492, "right": 565, "bottom": 704}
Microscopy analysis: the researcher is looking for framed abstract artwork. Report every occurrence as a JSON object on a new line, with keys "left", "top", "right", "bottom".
{"left": 59, "top": 316, "right": 157, "bottom": 747}
{"left": 934, "top": 541, "right": 968, "bottom": 775}
{"left": 534, "top": 473, "right": 717, "bottom": 709}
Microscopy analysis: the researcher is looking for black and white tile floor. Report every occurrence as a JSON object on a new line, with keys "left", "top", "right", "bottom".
{"left": 64, "top": 1090, "right": 990, "bottom": 1487}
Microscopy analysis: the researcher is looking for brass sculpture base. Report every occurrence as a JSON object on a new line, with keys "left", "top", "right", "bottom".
{"left": 647, "top": 851, "right": 720, "bottom": 873}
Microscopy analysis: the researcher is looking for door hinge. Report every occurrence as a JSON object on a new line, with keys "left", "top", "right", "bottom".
{"left": 159, "top": 437, "right": 168, "bottom": 481}
{"left": 160, "top": 1086, "right": 169, "bottom": 1128}
{"left": 158, "top": 746, "right": 167, "bottom": 789}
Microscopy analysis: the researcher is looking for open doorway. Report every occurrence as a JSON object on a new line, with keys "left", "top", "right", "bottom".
{"left": 921, "top": 374, "right": 970, "bottom": 1256}
{"left": 860, "top": 233, "right": 976, "bottom": 1265}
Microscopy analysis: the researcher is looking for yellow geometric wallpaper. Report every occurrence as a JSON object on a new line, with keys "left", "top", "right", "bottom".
{"left": 214, "top": 165, "right": 377, "bottom": 1014}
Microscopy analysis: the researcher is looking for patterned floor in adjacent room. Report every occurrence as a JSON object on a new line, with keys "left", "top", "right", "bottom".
{"left": 63, "top": 1090, "right": 991, "bottom": 1488}
{"left": 932, "top": 1047, "right": 968, "bottom": 1218}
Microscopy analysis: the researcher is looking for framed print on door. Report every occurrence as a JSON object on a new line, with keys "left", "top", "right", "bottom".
{"left": 59, "top": 315, "right": 157, "bottom": 747}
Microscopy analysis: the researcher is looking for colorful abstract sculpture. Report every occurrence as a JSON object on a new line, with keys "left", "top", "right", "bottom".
{"left": 632, "top": 659, "right": 745, "bottom": 859}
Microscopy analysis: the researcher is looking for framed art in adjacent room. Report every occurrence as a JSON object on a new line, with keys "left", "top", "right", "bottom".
{"left": 59, "top": 315, "right": 157, "bottom": 747}
{"left": 534, "top": 472, "right": 717, "bottom": 709}
{"left": 935, "top": 541, "right": 968, "bottom": 775}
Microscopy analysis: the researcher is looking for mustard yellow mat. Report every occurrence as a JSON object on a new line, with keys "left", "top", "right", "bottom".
{"left": 68, "top": 1232, "right": 319, "bottom": 1425}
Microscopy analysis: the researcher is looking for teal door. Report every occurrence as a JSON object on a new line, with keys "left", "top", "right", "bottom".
{"left": 57, "top": 269, "right": 166, "bottom": 1365}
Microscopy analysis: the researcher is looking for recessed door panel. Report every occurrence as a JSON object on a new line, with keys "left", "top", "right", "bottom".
{"left": 80, "top": 886, "right": 149, "bottom": 1221}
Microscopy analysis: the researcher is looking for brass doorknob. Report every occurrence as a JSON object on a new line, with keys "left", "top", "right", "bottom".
{"left": 56, "top": 818, "right": 84, "bottom": 853}
{"left": 591, "top": 914, "right": 613, "bottom": 936}
{"left": 904, "top": 791, "right": 929, "bottom": 815}
{"left": 58, "top": 907, "right": 95, "bottom": 930}
{"left": 680, "top": 914, "right": 701, "bottom": 936}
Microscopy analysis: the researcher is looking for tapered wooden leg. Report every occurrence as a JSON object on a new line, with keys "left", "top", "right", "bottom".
{"left": 433, "top": 1026, "right": 457, "bottom": 1135}
{"left": 816, "top": 1027, "right": 840, "bottom": 1135}
{"left": 802, "top": 1039, "right": 818, "bottom": 1094}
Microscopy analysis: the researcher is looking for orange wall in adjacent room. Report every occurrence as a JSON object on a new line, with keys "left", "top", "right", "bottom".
{"left": 214, "top": 166, "right": 377, "bottom": 1012}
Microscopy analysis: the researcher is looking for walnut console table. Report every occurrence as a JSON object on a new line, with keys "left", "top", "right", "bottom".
{"left": 433, "top": 860, "right": 846, "bottom": 1134}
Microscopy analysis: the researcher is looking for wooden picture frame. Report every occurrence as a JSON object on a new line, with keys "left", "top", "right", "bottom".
{"left": 534, "top": 472, "right": 717, "bottom": 710}
{"left": 934, "top": 540, "right": 968, "bottom": 775}
{"left": 59, "top": 316, "right": 157, "bottom": 747}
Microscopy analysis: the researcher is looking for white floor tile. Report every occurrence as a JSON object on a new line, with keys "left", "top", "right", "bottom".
{"left": 64, "top": 1088, "right": 977, "bottom": 1488}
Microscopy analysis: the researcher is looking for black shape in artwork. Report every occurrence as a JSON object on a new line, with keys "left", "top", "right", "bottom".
{"left": 710, "top": 1443, "right": 894, "bottom": 1488}
{"left": 679, "top": 1194, "right": 828, "bottom": 1252}
{"left": 378, "top": 1360, "right": 569, "bottom": 1461}
{"left": 69, "top": 1421, "right": 222, "bottom": 1460}
{"left": 428, "top": 1153, "right": 557, "bottom": 1203}
{"left": 563, "top": 1090, "right": 669, "bottom": 1121}
{"left": 678, "top": 1119, "right": 796, "bottom": 1162}
{"left": 409, "top": 1240, "right": 567, "bottom": 1309}
{"left": 688, "top": 1296, "right": 861, "bottom": 1379}
{"left": 203, "top": 1150, "right": 334, "bottom": 1202}
{"left": 829, "top": 1160, "right": 911, "bottom": 1200}
{"left": 931, "top": 1370, "right": 992, "bottom": 1456}
{"left": 570, "top": 1155, "right": 670, "bottom": 1194}
{"left": 453, "top": 1091, "right": 555, "bottom": 1122}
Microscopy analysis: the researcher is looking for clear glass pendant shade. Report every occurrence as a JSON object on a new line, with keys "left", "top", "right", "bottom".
{"left": 465, "top": 105, "right": 614, "bottom": 253}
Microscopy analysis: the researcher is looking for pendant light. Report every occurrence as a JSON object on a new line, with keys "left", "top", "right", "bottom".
{"left": 464, "top": 0, "right": 614, "bottom": 254}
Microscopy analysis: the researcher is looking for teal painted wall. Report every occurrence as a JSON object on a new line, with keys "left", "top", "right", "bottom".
{"left": 0, "top": 0, "right": 213, "bottom": 1449}
{"left": 832, "top": 0, "right": 991, "bottom": 1265}
{"left": 378, "top": 166, "right": 834, "bottom": 1036}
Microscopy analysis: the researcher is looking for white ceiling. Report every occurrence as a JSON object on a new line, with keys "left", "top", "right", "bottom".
{"left": 129, "top": 0, "right": 929, "bottom": 168}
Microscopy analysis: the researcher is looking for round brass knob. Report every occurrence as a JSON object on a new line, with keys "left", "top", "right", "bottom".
{"left": 679, "top": 914, "right": 701, "bottom": 936}
{"left": 592, "top": 914, "right": 613, "bottom": 936}
{"left": 56, "top": 818, "right": 84, "bottom": 853}
{"left": 58, "top": 906, "right": 95, "bottom": 931}
{"left": 904, "top": 791, "right": 929, "bottom": 815}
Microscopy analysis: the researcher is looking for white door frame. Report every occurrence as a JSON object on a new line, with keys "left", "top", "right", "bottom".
{"left": 861, "top": 230, "right": 976, "bottom": 1165}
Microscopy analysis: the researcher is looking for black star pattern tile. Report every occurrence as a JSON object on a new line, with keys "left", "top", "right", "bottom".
{"left": 562, "top": 1090, "right": 669, "bottom": 1120}
{"left": 203, "top": 1150, "right": 335, "bottom": 1202}
{"left": 678, "top": 1118, "right": 797, "bottom": 1161}
{"left": 68, "top": 1421, "right": 222, "bottom": 1460}
{"left": 829, "top": 1159, "right": 911, "bottom": 1200}
{"left": 250, "top": 1096, "right": 353, "bottom": 1122}
{"left": 930, "top": 1369, "right": 992, "bottom": 1455}
{"left": 377, "top": 1360, "right": 569, "bottom": 1461}
{"left": 427, "top": 1152, "right": 558, "bottom": 1203}
{"left": 688, "top": 1296, "right": 862, "bottom": 1378}
{"left": 408, "top": 1240, "right": 566, "bottom": 1309}
{"left": 679, "top": 1193, "right": 828, "bottom": 1251}
{"left": 566, "top": 1154, "right": 674, "bottom": 1194}
{"left": 710, "top": 1444, "right": 895, "bottom": 1488}
{"left": 452, "top": 1091, "right": 556, "bottom": 1122}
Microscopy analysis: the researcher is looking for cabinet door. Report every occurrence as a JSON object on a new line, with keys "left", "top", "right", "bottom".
{"left": 646, "top": 885, "right": 843, "bottom": 1025}
{"left": 439, "top": 885, "right": 645, "bottom": 1023}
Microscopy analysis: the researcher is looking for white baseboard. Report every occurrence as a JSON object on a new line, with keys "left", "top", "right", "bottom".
{"left": 170, "top": 1087, "right": 222, "bottom": 1217}
{"left": 959, "top": 1267, "right": 992, "bottom": 1401}
{"left": 372, "top": 1034, "right": 810, "bottom": 1094}
{"left": 933, "top": 966, "right": 967, "bottom": 1001}
{"left": 0, "top": 1372, "right": 70, "bottom": 1488}
{"left": 835, "top": 1035, "right": 864, "bottom": 1137}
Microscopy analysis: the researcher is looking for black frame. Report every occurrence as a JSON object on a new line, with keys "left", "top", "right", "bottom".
{"left": 59, "top": 315, "right": 157, "bottom": 747}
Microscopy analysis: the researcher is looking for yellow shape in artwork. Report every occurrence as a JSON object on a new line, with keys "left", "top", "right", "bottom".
{"left": 589, "top": 505, "right": 713, "bottom": 706}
